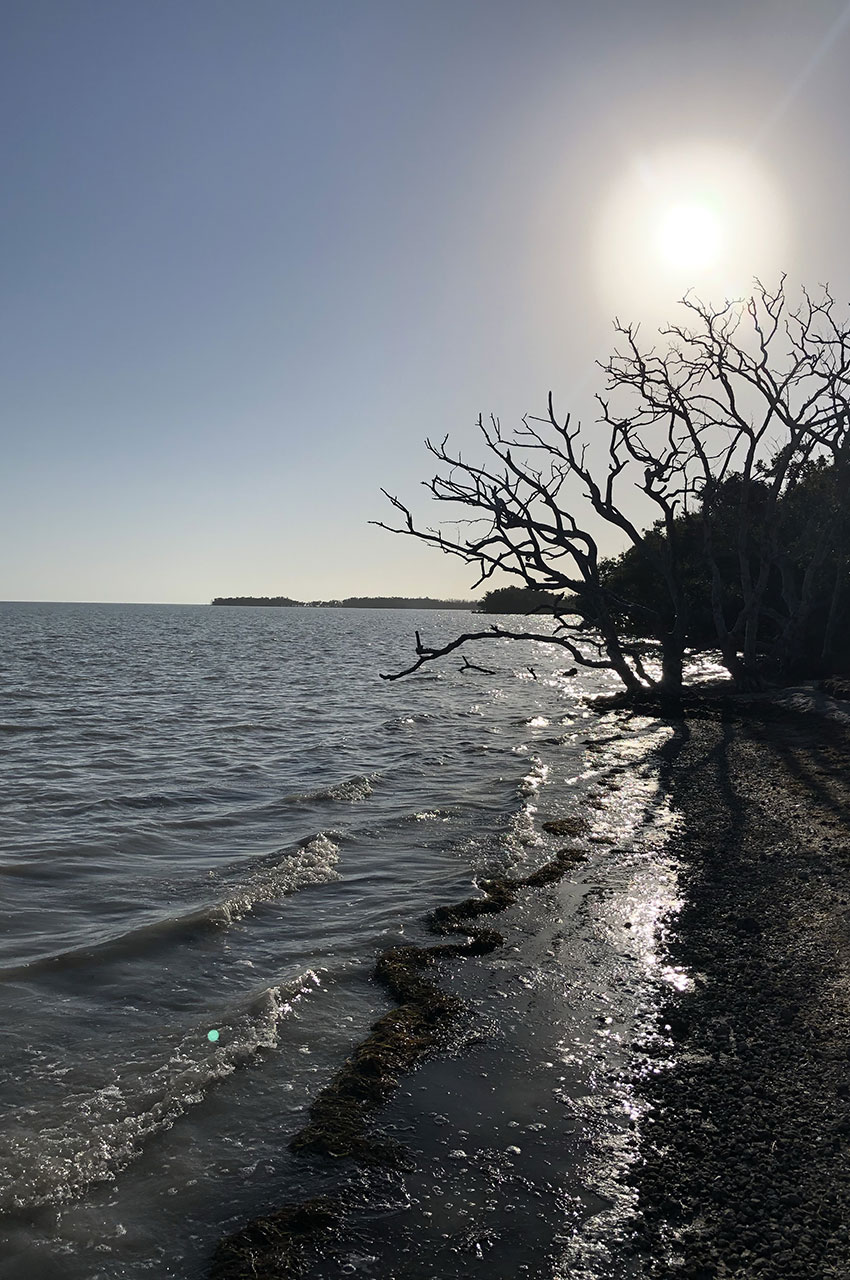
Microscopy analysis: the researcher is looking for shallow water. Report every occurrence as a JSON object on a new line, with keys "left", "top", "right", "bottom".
{"left": 0, "top": 602, "right": 681, "bottom": 1277}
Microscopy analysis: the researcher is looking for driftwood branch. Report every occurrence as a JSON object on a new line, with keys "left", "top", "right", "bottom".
{"left": 380, "top": 625, "right": 613, "bottom": 681}
{"left": 459, "top": 657, "right": 497, "bottom": 676}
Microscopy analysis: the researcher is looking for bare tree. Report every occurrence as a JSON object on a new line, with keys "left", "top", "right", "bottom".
{"left": 376, "top": 280, "right": 850, "bottom": 695}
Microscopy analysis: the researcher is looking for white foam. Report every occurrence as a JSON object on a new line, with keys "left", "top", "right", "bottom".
{"left": 325, "top": 774, "right": 374, "bottom": 802}
{"left": 518, "top": 756, "right": 549, "bottom": 796}
{"left": 215, "top": 833, "right": 341, "bottom": 925}
{"left": 0, "top": 971, "right": 324, "bottom": 1211}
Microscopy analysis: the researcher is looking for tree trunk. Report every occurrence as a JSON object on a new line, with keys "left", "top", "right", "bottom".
{"left": 821, "top": 562, "right": 846, "bottom": 671}
{"left": 599, "top": 626, "right": 643, "bottom": 695}
{"left": 659, "top": 638, "right": 684, "bottom": 697}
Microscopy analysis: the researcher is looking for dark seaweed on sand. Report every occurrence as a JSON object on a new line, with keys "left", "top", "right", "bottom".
{"left": 210, "top": 841, "right": 588, "bottom": 1278}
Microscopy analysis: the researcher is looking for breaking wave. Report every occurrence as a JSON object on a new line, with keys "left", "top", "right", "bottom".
{"left": 0, "top": 971, "right": 325, "bottom": 1212}
{"left": 0, "top": 834, "right": 341, "bottom": 981}
{"left": 283, "top": 773, "right": 376, "bottom": 805}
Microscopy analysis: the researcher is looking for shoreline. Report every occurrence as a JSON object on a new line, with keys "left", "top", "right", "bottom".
{"left": 206, "top": 694, "right": 850, "bottom": 1278}
{"left": 206, "top": 706, "right": 676, "bottom": 1279}
{"left": 210, "top": 843, "right": 592, "bottom": 1278}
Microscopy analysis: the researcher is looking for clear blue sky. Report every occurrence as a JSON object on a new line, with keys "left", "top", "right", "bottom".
{"left": 3, "top": 0, "right": 850, "bottom": 602}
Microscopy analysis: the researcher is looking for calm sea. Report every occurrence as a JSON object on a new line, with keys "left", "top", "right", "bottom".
{"left": 0, "top": 603, "right": 679, "bottom": 1279}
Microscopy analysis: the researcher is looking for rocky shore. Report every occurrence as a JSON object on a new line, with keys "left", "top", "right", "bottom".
{"left": 632, "top": 699, "right": 850, "bottom": 1279}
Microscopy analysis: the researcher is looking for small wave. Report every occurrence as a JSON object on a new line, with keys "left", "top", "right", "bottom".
{"left": 383, "top": 712, "right": 432, "bottom": 732}
{"left": 0, "top": 860, "right": 67, "bottom": 879}
{"left": 283, "top": 773, "right": 376, "bottom": 805}
{"left": 107, "top": 790, "right": 192, "bottom": 811}
{"left": 214, "top": 832, "right": 340, "bottom": 924}
{"left": 0, "top": 972, "right": 324, "bottom": 1212}
{"left": 498, "top": 756, "right": 551, "bottom": 857}
{"left": 325, "top": 774, "right": 374, "bottom": 802}
{"left": 60, "top": 784, "right": 262, "bottom": 817}
{"left": 0, "top": 835, "right": 341, "bottom": 981}
{"left": 503, "top": 804, "right": 544, "bottom": 853}
{"left": 519, "top": 756, "right": 550, "bottom": 797}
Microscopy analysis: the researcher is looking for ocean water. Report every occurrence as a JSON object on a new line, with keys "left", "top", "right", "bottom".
{"left": 0, "top": 603, "right": 682, "bottom": 1279}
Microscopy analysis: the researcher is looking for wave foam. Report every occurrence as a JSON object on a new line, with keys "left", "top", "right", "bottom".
{"left": 282, "top": 773, "right": 376, "bottom": 805}
{"left": 324, "top": 774, "right": 374, "bottom": 802}
{"left": 214, "top": 832, "right": 340, "bottom": 924}
{"left": 0, "top": 835, "right": 341, "bottom": 980}
{"left": 518, "top": 755, "right": 550, "bottom": 797}
{"left": 0, "top": 972, "right": 324, "bottom": 1212}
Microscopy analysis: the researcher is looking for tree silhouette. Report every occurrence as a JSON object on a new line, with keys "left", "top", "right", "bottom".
{"left": 376, "top": 280, "right": 850, "bottom": 695}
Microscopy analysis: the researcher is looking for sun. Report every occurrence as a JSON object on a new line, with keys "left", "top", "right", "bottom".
{"left": 656, "top": 201, "right": 722, "bottom": 270}
{"left": 592, "top": 141, "right": 788, "bottom": 319}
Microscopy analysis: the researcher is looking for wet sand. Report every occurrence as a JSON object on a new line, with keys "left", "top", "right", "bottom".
{"left": 633, "top": 700, "right": 850, "bottom": 1278}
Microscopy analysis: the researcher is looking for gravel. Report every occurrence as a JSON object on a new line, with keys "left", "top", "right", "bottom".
{"left": 632, "top": 702, "right": 850, "bottom": 1279}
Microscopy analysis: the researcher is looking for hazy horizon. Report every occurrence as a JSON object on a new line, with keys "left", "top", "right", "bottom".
{"left": 5, "top": 1, "right": 850, "bottom": 603}
{"left": 0, "top": 594, "right": 483, "bottom": 606}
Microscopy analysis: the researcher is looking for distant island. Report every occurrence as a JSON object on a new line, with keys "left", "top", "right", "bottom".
{"left": 475, "top": 585, "right": 573, "bottom": 614}
{"left": 211, "top": 595, "right": 478, "bottom": 609}
{"left": 211, "top": 587, "right": 573, "bottom": 612}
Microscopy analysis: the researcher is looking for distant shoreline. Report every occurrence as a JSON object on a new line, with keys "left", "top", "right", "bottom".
{"left": 210, "top": 596, "right": 478, "bottom": 610}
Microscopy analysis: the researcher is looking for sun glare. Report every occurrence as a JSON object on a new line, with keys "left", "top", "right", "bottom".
{"left": 593, "top": 141, "right": 788, "bottom": 319}
{"left": 656, "top": 202, "right": 722, "bottom": 270}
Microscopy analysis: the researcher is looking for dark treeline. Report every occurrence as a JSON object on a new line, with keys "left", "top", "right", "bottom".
{"left": 477, "top": 585, "right": 574, "bottom": 614}
{"left": 593, "top": 457, "right": 850, "bottom": 681}
{"left": 211, "top": 596, "right": 477, "bottom": 610}
{"left": 322, "top": 596, "right": 476, "bottom": 610}
{"left": 212, "top": 596, "right": 302, "bottom": 607}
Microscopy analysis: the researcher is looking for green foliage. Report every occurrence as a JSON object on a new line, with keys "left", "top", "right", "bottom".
{"left": 313, "top": 597, "right": 476, "bottom": 610}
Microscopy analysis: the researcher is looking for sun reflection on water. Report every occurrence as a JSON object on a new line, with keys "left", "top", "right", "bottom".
{"left": 551, "top": 712, "right": 691, "bottom": 1278}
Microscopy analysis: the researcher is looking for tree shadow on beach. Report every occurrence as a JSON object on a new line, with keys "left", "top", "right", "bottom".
{"left": 741, "top": 708, "right": 850, "bottom": 830}
{"left": 632, "top": 703, "right": 850, "bottom": 1279}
